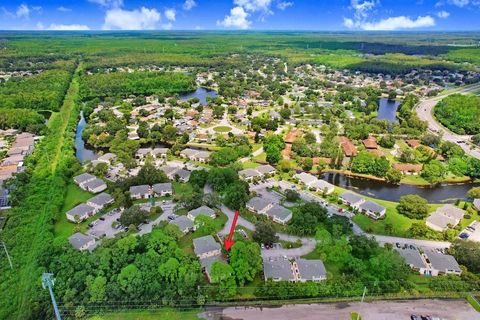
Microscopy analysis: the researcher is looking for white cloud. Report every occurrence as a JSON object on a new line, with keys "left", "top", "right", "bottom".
{"left": 234, "top": 0, "right": 273, "bottom": 13}
{"left": 217, "top": 6, "right": 251, "bottom": 29}
{"left": 88, "top": 0, "right": 123, "bottom": 8}
{"left": 277, "top": 1, "right": 293, "bottom": 10}
{"left": 350, "top": 15, "right": 436, "bottom": 30}
{"left": 164, "top": 8, "right": 176, "bottom": 21}
{"left": 183, "top": 0, "right": 197, "bottom": 11}
{"left": 344, "top": 0, "right": 435, "bottom": 31}
{"left": 103, "top": 7, "right": 161, "bottom": 30}
{"left": 57, "top": 6, "right": 72, "bottom": 12}
{"left": 437, "top": 10, "right": 450, "bottom": 18}
{"left": 448, "top": 0, "right": 470, "bottom": 6}
{"left": 16, "top": 4, "right": 30, "bottom": 19}
{"left": 350, "top": 0, "right": 377, "bottom": 20}
{"left": 343, "top": 18, "right": 355, "bottom": 28}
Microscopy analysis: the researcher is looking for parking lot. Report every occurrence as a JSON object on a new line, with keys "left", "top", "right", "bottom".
{"left": 87, "top": 209, "right": 123, "bottom": 238}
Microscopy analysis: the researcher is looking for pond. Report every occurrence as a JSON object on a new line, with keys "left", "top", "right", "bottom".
{"left": 75, "top": 111, "right": 98, "bottom": 163}
{"left": 377, "top": 98, "right": 400, "bottom": 122}
{"left": 321, "top": 172, "right": 480, "bottom": 203}
{"left": 179, "top": 87, "right": 218, "bottom": 106}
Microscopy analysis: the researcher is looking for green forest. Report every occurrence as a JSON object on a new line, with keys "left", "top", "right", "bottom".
{"left": 79, "top": 71, "right": 196, "bottom": 99}
{"left": 434, "top": 94, "right": 480, "bottom": 135}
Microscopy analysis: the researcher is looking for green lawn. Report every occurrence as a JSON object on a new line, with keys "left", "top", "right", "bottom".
{"left": 331, "top": 186, "right": 442, "bottom": 238}
{"left": 212, "top": 125, "right": 232, "bottom": 133}
{"left": 242, "top": 161, "right": 258, "bottom": 169}
{"left": 467, "top": 295, "right": 480, "bottom": 312}
{"left": 54, "top": 183, "right": 93, "bottom": 238}
{"left": 173, "top": 182, "right": 195, "bottom": 197}
{"left": 253, "top": 152, "right": 267, "bottom": 162}
{"left": 94, "top": 309, "right": 205, "bottom": 320}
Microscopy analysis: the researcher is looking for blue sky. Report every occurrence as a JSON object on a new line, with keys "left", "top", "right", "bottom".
{"left": 1, "top": 0, "right": 480, "bottom": 31}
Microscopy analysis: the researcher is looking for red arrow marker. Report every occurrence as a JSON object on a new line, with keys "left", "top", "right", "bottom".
{"left": 223, "top": 210, "right": 239, "bottom": 251}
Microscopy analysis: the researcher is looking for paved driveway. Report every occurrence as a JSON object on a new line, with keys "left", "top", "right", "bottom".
{"left": 137, "top": 200, "right": 175, "bottom": 236}
{"left": 87, "top": 209, "right": 122, "bottom": 239}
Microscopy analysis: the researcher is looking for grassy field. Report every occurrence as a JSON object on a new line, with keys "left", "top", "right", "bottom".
{"left": 212, "top": 126, "right": 232, "bottom": 133}
{"left": 467, "top": 295, "right": 480, "bottom": 312}
{"left": 330, "top": 186, "right": 442, "bottom": 237}
{"left": 94, "top": 309, "right": 205, "bottom": 320}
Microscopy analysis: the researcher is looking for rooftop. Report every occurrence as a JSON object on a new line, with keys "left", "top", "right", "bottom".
{"left": 193, "top": 235, "right": 221, "bottom": 256}
{"left": 263, "top": 258, "right": 295, "bottom": 281}
{"left": 296, "top": 259, "right": 327, "bottom": 280}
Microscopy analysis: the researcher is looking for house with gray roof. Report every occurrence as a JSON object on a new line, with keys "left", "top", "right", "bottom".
{"left": 199, "top": 255, "right": 223, "bottom": 281}
{"left": 426, "top": 204, "right": 464, "bottom": 232}
{"left": 474, "top": 199, "right": 480, "bottom": 212}
{"left": 87, "top": 192, "right": 113, "bottom": 212}
{"left": 151, "top": 147, "right": 169, "bottom": 158}
{"left": 97, "top": 153, "right": 117, "bottom": 164}
{"left": 68, "top": 232, "right": 96, "bottom": 251}
{"left": 266, "top": 205, "right": 292, "bottom": 225}
{"left": 424, "top": 250, "right": 462, "bottom": 276}
{"left": 263, "top": 258, "right": 295, "bottom": 282}
{"left": 180, "top": 148, "right": 200, "bottom": 159}
{"left": 193, "top": 151, "right": 211, "bottom": 163}
{"left": 187, "top": 206, "right": 216, "bottom": 221}
{"left": 295, "top": 259, "right": 327, "bottom": 282}
{"left": 170, "top": 216, "right": 194, "bottom": 234}
{"left": 74, "top": 173, "right": 96, "bottom": 188}
{"left": 246, "top": 197, "right": 273, "bottom": 215}
{"left": 256, "top": 164, "right": 276, "bottom": 176}
{"left": 239, "top": 168, "right": 262, "bottom": 181}
{"left": 174, "top": 169, "right": 191, "bottom": 182}
{"left": 310, "top": 179, "right": 334, "bottom": 194}
{"left": 193, "top": 235, "right": 221, "bottom": 259}
{"left": 66, "top": 204, "right": 96, "bottom": 222}
{"left": 83, "top": 178, "right": 107, "bottom": 194}
{"left": 129, "top": 185, "right": 151, "bottom": 199}
{"left": 152, "top": 183, "right": 172, "bottom": 196}
{"left": 135, "top": 148, "right": 152, "bottom": 160}
{"left": 358, "top": 200, "right": 386, "bottom": 219}
{"left": 294, "top": 172, "right": 317, "bottom": 187}
{"left": 160, "top": 166, "right": 179, "bottom": 179}
{"left": 340, "top": 192, "right": 365, "bottom": 209}
{"left": 395, "top": 247, "right": 428, "bottom": 274}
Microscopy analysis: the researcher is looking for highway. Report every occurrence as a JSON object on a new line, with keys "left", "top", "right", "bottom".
{"left": 416, "top": 82, "right": 480, "bottom": 160}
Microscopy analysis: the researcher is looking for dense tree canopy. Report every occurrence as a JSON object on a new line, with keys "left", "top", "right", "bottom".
{"left": 396, "top": 195, "right": 429, "bottom": 219}
{"left": 434, "top": 94, "right": 480, "bottom": 135}
{"left": 80, "top": 71, "right": 196, "bottom": 99}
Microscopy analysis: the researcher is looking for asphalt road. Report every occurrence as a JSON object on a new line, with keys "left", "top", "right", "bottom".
{"left": 204, "top": 299, "right": 480, "bottom": 320}
{"left": 416, "top": 83, "right": 480, "bottom": 160}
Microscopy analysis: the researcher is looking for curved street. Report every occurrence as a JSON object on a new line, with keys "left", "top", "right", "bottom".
{"left": 416, "top": 83, "right": 480, "bottom": 160}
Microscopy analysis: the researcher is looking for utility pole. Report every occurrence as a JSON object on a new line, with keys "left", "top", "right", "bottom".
{"left": 360, "top": 286, "right": 367, "bottom": 303}
{"left": 1, "top": 241, "right": 12, "bottom": 270}
{"left": 42, "top": 273, "right": 62, "bottom": 320}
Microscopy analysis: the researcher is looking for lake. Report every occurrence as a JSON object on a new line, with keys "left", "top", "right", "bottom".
{"left": 377, "top": 98, "right": 400, "bottom": 122}
{"left": 321, "top": 172, "right": 480, "bottom": 203}
{"left": 75, "top": 111, "right": 97, "bottom": 163}
{"left": 179, "top": 87, "right": 217, "bottom": 106}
